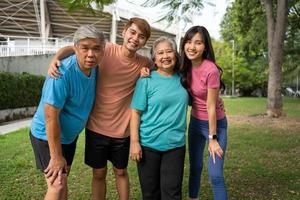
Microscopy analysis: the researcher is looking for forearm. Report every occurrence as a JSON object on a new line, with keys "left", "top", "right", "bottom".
{"left": 207, "top": 106, "right": 217, "bottom": 134}
{"left": 207, "top": 88, "right": 219, "bottom": 135}
{"left": 54, "top": 46, "right": 75, "bottom": 60}
{"left": 45, "top": 104, "right": 62, "bottom": 158}
{"left": 130, "top": 109, "right": 141, "bottom": 143}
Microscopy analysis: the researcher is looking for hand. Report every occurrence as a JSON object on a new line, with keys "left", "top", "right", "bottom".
{"left": 208, "top": 140, "right": 223, "bottom": 164}
{"left": 140, "top": 67, "right": 150, "bottom": 77}
{"left": 130, "top": 142, "right": 142, "bottom": 162}
{"left": 44, "top": 156, "right": 67, "bottom": 185}
{"left": 48, "top": 59, "right": 61, "bottom": 79}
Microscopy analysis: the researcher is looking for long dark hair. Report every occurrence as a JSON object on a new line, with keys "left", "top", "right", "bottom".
{"left": 180, "top": 26, "right": 225, "bottom": 91}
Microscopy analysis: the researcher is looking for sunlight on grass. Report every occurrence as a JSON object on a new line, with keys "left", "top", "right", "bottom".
{"left": 0, "top": 97, "right": 299, "bottom": 199}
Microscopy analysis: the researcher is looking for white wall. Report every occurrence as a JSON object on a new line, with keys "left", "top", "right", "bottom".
{"left": 0, "top": 54, "right": 55, "bottom": 76}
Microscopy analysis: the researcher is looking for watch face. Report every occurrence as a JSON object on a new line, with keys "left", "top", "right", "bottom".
{"left": 209, "top": 134, "right": 217, "bottom": 140}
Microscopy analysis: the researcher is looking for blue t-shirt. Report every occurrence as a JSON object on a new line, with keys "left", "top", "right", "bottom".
{"left": 31, "top": 55, "right": 97, "bottom": 144}
{"left": 131, "top": 70, "right": 189, "bottom": 151}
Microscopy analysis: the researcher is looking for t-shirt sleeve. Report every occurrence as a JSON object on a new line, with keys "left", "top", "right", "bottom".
{"left": 131, "top": 78, "right": 148, "bottom": 111}
{"left": 42, "top": 75, "right": 68, "bottom": 109}
{"left": 207, "top": 68, "right": 220, "bottom": 89}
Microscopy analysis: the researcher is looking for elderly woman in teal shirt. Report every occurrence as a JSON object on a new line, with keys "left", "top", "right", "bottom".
{"left": 130, "top": 36, "right": 189, "bottom": 200}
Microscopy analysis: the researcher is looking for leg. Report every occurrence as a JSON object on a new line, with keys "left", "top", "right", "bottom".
{"left": 44, "top": 167, "right": 69, "bottom": 200}
{"left": 30, "top": 132, "right": 77, "bottom": 200}
{"left": 188, "top": 116, "right": 207, "bottom": 199}
{"left": 207, "top": 117, "right": 228, "bottom": 200}
{"left": 110, "top": 136, "right": 130, "bottom": 200}
{"left": 137, "top": 146, "right": 161, "bottom": 200}
{"left": 113, "top": 167, "right": 129, "bottom": 200}
{"left": 160, "top": 146, "right": 185, "bottom": 200}
{"left": 84, "top": 129, "right": 110, "bottom": 200}
{"left": 92, "top": 167, "right": 107, "bottom": 200}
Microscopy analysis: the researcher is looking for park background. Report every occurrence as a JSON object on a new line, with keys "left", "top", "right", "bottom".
{"left": 0, "top": 0, "right": 299, "bottom": 199}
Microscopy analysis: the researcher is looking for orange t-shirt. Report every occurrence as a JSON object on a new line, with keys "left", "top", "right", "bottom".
{"left": 86, "top": 42, "right": 152, "bottom": 138}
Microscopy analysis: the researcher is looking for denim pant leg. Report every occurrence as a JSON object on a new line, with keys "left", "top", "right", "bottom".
{"left": 188, "top": 116, "right": 207, "bottom": 198}
{"left": 207, "top": 117, "right": 228, "bottom": 200}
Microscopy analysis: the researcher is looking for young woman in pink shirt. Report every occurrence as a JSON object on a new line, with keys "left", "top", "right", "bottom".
{"left": 180, "top": 26, "right": 228, "bottom": 200}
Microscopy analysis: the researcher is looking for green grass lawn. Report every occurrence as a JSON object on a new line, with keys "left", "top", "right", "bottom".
{"left": 0, "top": 97, "right": 299, "bottom": 199}
{"left": 223, "top": 97, "right": 300, "bottom": 117}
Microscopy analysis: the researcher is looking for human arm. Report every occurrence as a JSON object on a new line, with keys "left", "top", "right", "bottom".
{"left": 44, "top": 104, "right": 67, "bottom": 185}
{"left": 207, "top": 88, "right": 224, "bottom": 164}
{"left": 130, "top": 109, "right": 142, "bottom": 161}
{"left": 48, "top": 46, "right": 76, "bottom": 78}
{"left": 140, "top": 67, "right": 150, "bottom": 77}
{"left": 140, "top": 58, "right": 154, "bottom": 77}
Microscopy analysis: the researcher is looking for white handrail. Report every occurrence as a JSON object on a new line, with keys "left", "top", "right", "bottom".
{"left": 0, "top": 35, "right": 73, "bottom": 57}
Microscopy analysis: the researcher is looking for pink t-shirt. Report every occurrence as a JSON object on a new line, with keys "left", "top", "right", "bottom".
{"left": 86, "top": 42, "right": 152, "bottom": 138}
{"left": 190, "top": 59, "right": 225, "bottom": 120}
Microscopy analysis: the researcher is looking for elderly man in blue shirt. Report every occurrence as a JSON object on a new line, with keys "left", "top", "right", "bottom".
{"left": 30, "top": 25, "right": 105, "bottom": 200}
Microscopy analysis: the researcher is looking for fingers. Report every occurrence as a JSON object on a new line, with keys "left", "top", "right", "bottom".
{"left": 209, "top": 147, "right": 223, "bottom": 164}
{"left": 49, "top": 170, "right": 58, "bottom": 185}
{"left": 49, "top": 67, "right": 61, "bottom": 79}
{"left": 140, "top": 67, "right": 150, "bottom": 77}
{"left": 130, "top": 152, "right": 142, "bottom": 161}
{"left": 56, "top": 60, "right": 61, "bottom": 67}
{"left": 57, "top": 170, "right": 62, "bottom": 184}
{"left": 48, "top": 60, "right": 61, "bottom": 78}
{"left": 216, "top": 148, "right": 224, "bottom": 159}
{"left": 145, "top": 68, "right": 150, "bottom": 76}
{"left": 211, "top": 151, "right": 216, "bottom": 164}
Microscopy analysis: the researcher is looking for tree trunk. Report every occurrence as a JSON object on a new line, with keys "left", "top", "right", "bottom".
{"left": 261, "top": 0, "right": 288, "bottom": 117}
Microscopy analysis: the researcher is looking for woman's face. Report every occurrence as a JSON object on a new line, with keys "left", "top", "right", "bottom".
{"left": 184, "top": 32, "right": 205, "bottom": 63}
{"left": 154, "top": 41, "right": 176, "bottom": 71}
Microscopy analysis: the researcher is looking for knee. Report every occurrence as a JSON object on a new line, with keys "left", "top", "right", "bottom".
{"left": 93, "top": 168, "right": 107, "bottom": 181}
{"left": 47, "top": 177, "right": 67, "bottom": 194}
{"left": 113, "top": 168, "right": 127, "bottom": 177}
{"left": 210, "top": 176, "right": 225, "bottom": 187}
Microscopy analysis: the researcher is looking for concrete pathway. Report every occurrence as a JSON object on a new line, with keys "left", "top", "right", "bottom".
{"left": 0, "top": 118, "right": 32, "bottom": 135}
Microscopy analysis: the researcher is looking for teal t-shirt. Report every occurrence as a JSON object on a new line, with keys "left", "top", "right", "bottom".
{"left": 31, "top": 55, "right": 97, "bottom": 144}
{"left": 131, "top": 70, "right": 189, "bottom": 151}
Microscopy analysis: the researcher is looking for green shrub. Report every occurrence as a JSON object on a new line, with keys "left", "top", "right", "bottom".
{"left": 0, "top": 72, "right": 45, "bottom": 110}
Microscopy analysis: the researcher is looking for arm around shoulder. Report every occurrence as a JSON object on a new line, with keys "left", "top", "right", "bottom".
{"left": 48, "top": 46, "right": 76, "bottom": 78}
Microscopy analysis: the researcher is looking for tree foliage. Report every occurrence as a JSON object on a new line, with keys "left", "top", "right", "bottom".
{"left": 140, "top": 0, "right": 206, "bottom": 23}
{"left": 58, "top": 0, "right": 116, "bottom": 12}
{"left": 220, "top": 0, "right": 299, "bottom": 96}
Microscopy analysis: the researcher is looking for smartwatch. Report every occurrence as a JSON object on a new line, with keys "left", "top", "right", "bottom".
{"left": 208, "top": 134, "right": 217, "bottom": 140}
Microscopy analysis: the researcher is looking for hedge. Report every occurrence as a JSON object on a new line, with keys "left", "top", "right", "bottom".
{"left": 0, "top": 72, "right": 45, "bottom": 110}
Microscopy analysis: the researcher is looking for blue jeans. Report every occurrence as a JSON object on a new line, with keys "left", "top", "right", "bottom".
{"left": 188, "top": 116, "right": 228, "bottom": 200}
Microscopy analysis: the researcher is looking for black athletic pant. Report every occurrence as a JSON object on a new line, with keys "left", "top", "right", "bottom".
{"left": 137, "top": 145, "right": 186, "bottom": 200}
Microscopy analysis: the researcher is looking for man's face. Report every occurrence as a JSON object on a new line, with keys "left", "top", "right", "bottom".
{"left": 122, "top": 23, "right": 147, "bottom": 53}
{"left": 75, "top": 38, "right": 104, "bottom": 74}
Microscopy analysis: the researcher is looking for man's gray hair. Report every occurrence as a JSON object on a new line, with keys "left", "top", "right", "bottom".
{"left": 73, "top": 25, "right": 106, "bottom": 46}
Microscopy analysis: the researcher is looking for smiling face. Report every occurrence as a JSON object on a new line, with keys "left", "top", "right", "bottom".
{"left": 75, "top": 38, "right": 104, "bottom": 75}
{"left": 154, "top": 41, "right": 177, "bottom": 75}
{"left": 122, "top": 23, "right": 147, "bottom": 53}
{"left": 184, "top": 32, "right": 205, "bottom": 66}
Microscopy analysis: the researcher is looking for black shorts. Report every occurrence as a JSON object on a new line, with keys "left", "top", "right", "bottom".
{"left": 29, "top": 131, "right": 78, "bottom": 171}
{"left": 85, "top": 128, "right": 130, "bottom": 169}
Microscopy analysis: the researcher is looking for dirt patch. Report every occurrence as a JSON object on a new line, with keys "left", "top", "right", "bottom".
{"left": 227, "top": 115, "right": 300, "bottom": 132}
